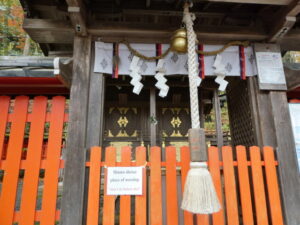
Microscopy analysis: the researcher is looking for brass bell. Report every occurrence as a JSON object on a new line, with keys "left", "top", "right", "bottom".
{"left": 170, "top": 28, "right": 187, "bottom": 53}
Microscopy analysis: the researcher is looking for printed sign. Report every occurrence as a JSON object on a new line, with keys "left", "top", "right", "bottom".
{"left": 255, "top": 52, "right": 287, "bottom": 90}
{"left": 106, "top": 167, "right": 143, "bottom": 195}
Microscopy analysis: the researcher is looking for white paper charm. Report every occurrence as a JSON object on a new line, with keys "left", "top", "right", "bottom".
{"left": 155, "top": 59, "right": 169, "bottom": 97}
{"left": 215, "top": 75, "right": 228, "bottom": 91}
{"left": 156, "top": 58, "right": 166, "bottom": 72}
{"left": 195, "top": 76, "right": 202, "bottom": 87}
{"left": 129, "top": 56, "right": 143, "bottom": 95}
{"left": 213, "top": 54, "right": 228, "bottom": 91}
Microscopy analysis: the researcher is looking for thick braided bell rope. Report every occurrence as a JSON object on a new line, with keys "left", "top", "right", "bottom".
{"left": 183, "top": 4, "right": 200, "bottom": 129}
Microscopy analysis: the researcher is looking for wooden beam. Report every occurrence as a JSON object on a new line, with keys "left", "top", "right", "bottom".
{"left": 23, "top": 18, "right": 300, "bottom": 49}
{"left": 278, "top": 29, "right": 300, "bottom": 51}
{"left": 23, "top": 18, "right": 74, "bottom": 44}
{"left": 24, "top": 18, "right": 270, "bottom": 44}
{"left": 280, "top": 29, "right": 300, "bottom": 51}
{"left": 89, "top": 22, "right": 267, "bottom": 43}
{"left": 55, "top": 58, "right": 73, "bottom": 88}
{"left": 195, "top": 0, "right": 293, "bottom": 5}
{"left": 120, "top": 9, "right": 255, "bottom": 18}
{"left": 60, "top": 35, "right": 92, "bottom": 225}
{"left": 66, "top": 0, "right": 87, "bottom": 36}
{"left": 268, "top": 0, "right": 300, "bottom": 42}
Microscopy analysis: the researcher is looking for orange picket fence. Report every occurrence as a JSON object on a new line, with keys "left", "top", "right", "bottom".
{"left": 86, "top": 145, "right": 284, "bottom": 225}
{"left": 0, "top": 95, "right": 68, "bottom": 225}
{"left": 0, "top": 96, "right": 284, "bottom": 225}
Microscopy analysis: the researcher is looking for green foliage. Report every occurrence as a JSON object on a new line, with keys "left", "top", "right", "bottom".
{"left": 0, "top": 0, "right": 42, "bottom": 56}
{"left": 204, "top": 101, "right": 230, "bottom": 133}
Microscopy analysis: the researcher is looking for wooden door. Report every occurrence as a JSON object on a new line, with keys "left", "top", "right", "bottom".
{"left": 157, "top": 106, "right": 190, "bottom": 159}
{"left": 103, "top": 105, "right": 149, "bottom": 159}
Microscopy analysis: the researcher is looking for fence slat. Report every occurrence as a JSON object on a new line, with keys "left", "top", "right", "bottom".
{"left": 0, "top": 96, "right": 29, "bottom": 225}
{"left": 222, "top": 146, "right": 239, "bottom": 225}
{"left": 19, "top": 96, "right": 47, "bottom": 225}
{"left": 103, "top": 146, "right": 116, "bottom": 225}
{"left": 135, "top": 146, "right": 147, "bottom": 225}
{"left": 14, "top": 209, "right": 61, "bottom": 221}
{"left": 180, "top": 146, "right": 194, "bottom": 225}
{"left": 150, "top": 146, "right": 163, "bottom": 225}
{"left": 250, "top": 146, "right": 269, "bottom": 225}
{"left": 166, "top": 146, "right": 178, "bottom": 225}
{"left": 263, "top": 146, "right": 284, "bottom": 225}
{"left": 236, "top": 146, "right": 254, "bottom": 225}
{"left": 86, "top": 146, "right": 102, "bottom": 225}
{"left": 0, "top": 96, "right": 10, "bottom": 167}
{"left": 208, "top": 146, "right": 225, "bottom": 225}
{"left": 120, "top": 146, "right": 132, "bottom": 225}
{"left": 40, "top": 96, "right": 66, "bottom": 225}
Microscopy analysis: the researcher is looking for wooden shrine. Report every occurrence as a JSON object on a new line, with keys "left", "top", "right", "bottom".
{"left": 0, "top": 0, "right": 300, "bottom": 225}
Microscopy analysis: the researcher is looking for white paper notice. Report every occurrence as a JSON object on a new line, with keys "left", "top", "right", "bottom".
{"left": 289, "top": 103, "right": 300, "bottom": 171}
{"left": 256, "top": 52, "right": 286, "bottom": 85}
{"left": 106, "top": 167, "right": 143, "bottom": 195}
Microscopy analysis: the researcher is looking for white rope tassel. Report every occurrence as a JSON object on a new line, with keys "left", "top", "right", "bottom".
{"left": 183, "top": 5, "right": 201, "bottom": 129}
{"left": 181, "top": 4, "right": 221, "bottom": 215}
{"left": 181, "top": 162, "right": 221, "bottom": 214}
{"left": 129, "top": 56, "right": 143, "bottom": 95}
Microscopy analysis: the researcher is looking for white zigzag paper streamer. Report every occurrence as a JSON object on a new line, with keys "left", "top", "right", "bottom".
{"left": 155, "top": 59, "right": 169, "bottom": 97}
{"left": 129, "top": 56, "right": 143, "bottom": 95}
{"left": 195, "top": 76, "right": 202, "bottom": 87}
{"left": 213, "top": 54, "right": 228, "bottom": 91}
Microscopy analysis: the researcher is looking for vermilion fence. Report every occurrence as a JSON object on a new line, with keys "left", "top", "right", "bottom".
{"left": 0, "top": 96, "right": 284, "bottom": 225}
{"left": 86, "top": 145, "right": 284, "bottom": 225}
{"left": 0, "top": 96, "right": 68, "bottom": 225}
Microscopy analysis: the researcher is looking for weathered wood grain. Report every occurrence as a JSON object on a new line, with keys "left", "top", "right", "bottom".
{"left": 86, "top": 43, "right": 105, "bottom": 149}
{"left": 269, "top": 91, "right": 300, "bottom": 225}
{"left": 60, "top": 35, "right": 92, "bottom": 225}
{"left": 198, "top": 0, "right": 292, "bottom": 5}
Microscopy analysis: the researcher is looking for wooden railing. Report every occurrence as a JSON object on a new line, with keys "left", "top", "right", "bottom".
{"left": 86, "top": 145, "right": 284, "bottom": 225}
{"left": 0, "top": 96, "right": 67, "bottom": 225}
{"left": 0, "top": 96, "right": 284, "bottom": 225}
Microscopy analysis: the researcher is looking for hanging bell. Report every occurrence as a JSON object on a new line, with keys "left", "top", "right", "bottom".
{"left": 170, "top": 28, "right": 187, "bottom": 53}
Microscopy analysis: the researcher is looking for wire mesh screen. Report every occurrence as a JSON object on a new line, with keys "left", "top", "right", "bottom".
{"left": 226, "top": 78, "right": 256, "bottom": 146}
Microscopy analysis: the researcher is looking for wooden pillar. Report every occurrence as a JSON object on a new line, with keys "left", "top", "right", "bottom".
{"left": 150, "top": 88, "right": 157, "bottom": 146}
{"left": 83, "top": 43, "right": 106, "bottom": 224}
{"left": 269, "top": 91, "right": 300, "bottom": 225}
{"left": 86, "top": 43, "right": 105, "bottom": 149}
{"left": 213, "top": 89, "right": 223, "bottom": 148}
{"left": 249, "top": 81, "right": 300, "bottom": 225}
{"left": 248, "top": 43, "right": 300, "bottom": 225}
{"left": 60, "top": 35, "right": 92, "bottom": 225}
